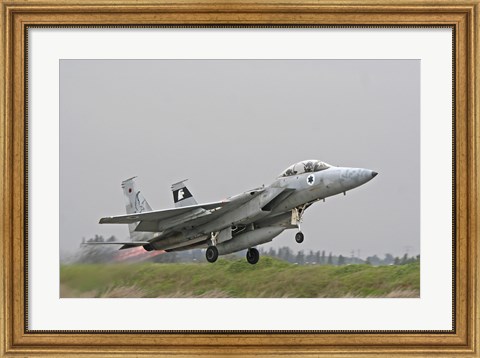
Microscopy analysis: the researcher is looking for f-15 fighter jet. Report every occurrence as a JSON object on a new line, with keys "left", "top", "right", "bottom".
{"left": 97, "top": 160, "right": 378, "bottom": 264}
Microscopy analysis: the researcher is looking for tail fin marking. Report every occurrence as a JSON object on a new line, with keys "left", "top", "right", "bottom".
{"left": 171, "top": 180, "right": 198, "bottom": 208}
{"left": 121, "top": 177, "right": 153, "bottom": 241}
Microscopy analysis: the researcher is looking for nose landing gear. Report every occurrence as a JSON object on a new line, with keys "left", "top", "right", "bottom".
{"left": 295, "top": 231, "right": 304, "bottom": 243}
{"left": 292, "top": 205, "right": 308, "bottom": 244}
{"left": 246, "top": 248, "right": 260, "bottom": 265}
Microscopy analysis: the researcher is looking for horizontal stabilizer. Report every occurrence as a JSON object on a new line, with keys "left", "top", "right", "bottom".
{"left": 119, "top": 244, "right": 146, "bottom": 250}
{"left": 83, "top": 241, "right": 149, "bottom": 245}
{"left": 99, "top": 201, "right": 227, "bottom": 225}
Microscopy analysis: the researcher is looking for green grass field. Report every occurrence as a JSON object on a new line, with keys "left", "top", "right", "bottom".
{"left": 60, "top": 257, "right": 420, "bottom": 298}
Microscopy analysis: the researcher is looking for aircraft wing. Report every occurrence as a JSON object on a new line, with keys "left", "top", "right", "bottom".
{"left": 99, "top": 201, "right": 227, "bottom": 225}
{"left": 145, "top": 188, "right": 269, "bottom": 233}
{"left": 222, "top": 187, "right": 265, "bottom": 209}
{"left": 99, "top": 186, "right": 285, "bottom": 236}
{"left": 149, "top": 187, "right": 289, "bottom": 235}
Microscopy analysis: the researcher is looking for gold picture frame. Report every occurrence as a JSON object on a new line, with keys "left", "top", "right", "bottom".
{"left": 1, "top": 0, "right": 478, "bottom": 356}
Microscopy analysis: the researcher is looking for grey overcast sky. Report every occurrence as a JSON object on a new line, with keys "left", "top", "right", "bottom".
{"left": 60, "top": 59, "right": 420, "bottom": 259}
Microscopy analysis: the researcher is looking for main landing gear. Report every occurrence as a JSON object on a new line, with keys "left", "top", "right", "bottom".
{"left": 246, "top": 248, "right": 260, "bottom": 265}
{"left": 206, "top": 246, "right": 260, "bottom": 264}
{"left": 206, "top": 246, "right": 219, "bottom": 263}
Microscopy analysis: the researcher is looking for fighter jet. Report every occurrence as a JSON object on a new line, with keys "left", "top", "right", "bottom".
{"left": 97, "top": 160, "right": 378, "bottom": 264}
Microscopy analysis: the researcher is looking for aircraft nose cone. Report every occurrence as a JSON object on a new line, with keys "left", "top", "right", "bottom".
{"left": 372, "top": 171, "right": 378, "bottom": 178}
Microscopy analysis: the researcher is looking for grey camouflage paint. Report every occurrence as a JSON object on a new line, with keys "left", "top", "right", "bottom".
{"left": 99, "top": 160, "right": 377, "bottom": 258}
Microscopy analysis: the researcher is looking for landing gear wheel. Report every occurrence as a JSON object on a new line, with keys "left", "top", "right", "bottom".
{"left": 206, "top": 246, "right": 219, "bottom": 263}
{"left": 295, "top": 232, "right": 304, "bottom": 243}
{"left": 246, "top": 248, "right": 260, "bottom": 265}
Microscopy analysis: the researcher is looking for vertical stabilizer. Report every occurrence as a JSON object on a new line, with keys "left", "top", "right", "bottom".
{"left": 171, "top": 180, "right": 198, "bottom": 207}
{"left": 121, "top": 177, "right": 153, "bottom": 240}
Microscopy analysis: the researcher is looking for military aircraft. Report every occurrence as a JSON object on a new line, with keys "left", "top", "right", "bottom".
{"left": 96, "top": 160, "right": 377, "bottom": 264}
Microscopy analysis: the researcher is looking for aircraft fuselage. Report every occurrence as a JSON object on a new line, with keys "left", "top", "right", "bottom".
{"left": 98, "top": 160, "right": 378, "bottom": 264}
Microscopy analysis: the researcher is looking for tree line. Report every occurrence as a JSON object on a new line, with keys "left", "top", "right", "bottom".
{"left": 259, "top": 246, "right": 419, "bottom": 266}
{"left": 66, "top": 235, "right": 420, "bottom": 266}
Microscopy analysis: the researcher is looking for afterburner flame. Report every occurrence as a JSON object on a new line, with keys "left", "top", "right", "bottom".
{"left": 114, "top": 246, "right": 165, "bottom": 262}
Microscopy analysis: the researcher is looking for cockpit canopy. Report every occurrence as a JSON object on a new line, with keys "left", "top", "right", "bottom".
{"left": 279, "top": 160, "right": 331, "bottom": 177}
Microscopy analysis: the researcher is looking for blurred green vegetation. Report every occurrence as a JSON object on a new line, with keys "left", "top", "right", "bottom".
{"left": 60, "top": 257, "right": 420, "bottom": 298}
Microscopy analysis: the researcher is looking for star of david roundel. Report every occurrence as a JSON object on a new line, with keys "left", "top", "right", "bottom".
{"left": 307, "top": 174, "right": 315, "bottom": 186}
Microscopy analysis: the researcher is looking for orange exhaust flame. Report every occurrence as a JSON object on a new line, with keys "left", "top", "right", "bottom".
{"left": 113, "top": 246, "right": 165, "bottom": 262}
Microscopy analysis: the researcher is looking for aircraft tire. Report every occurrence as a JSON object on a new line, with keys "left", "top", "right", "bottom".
{"left": 206, "top": 246, "right": 219, "bottom": 263}
{"left": 295, "top": 232, "right": 304, "bottom": 243}
{"left": 246, "top": 248, "right": 260, "bottom": 265}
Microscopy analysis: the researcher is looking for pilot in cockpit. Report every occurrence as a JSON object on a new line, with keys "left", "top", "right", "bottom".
{"left": 304, "top": 161, "right": 314, "bottom": 172}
